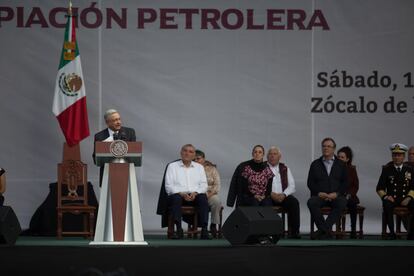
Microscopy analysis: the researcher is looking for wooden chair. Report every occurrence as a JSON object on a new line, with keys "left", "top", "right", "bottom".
{"left": 167, "top": 206, "right": 198, "bottom": 239}
{"left": 340, "top": 205, "right": 365, "bottom": 239}
{"left": 381, "top": 206, "right": 411, "bottom": 239}
{"left": 167, "top": 206, "right": 225, "bottom": 239}
{"left": 310, "top": 207, "right": 344, "bottom": 239}
{"left": 273, "top": 206, "right": 289, "bottom": 237}
{"left": 57, "top": 160, "right": 96, "bottom": 239}
{"left": 192, "top": 206, "right": 225, "bottom": 239}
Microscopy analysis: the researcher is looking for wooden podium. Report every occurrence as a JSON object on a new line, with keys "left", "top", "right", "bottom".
{"left": 90, "top": 141, "right": 147, "bottom": 245}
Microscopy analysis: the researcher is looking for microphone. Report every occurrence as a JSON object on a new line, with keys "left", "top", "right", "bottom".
{"left": 119, "top": 131, "right": 127, "bottom": 141}
{"left": 113, "top": 132, "right": 119, "bottom": 140}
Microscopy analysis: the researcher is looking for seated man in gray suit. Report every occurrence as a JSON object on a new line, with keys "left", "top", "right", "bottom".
{"left": 307, "top": 137, "right": 348, "bottom": 239}
{"left": 93, "top": 109, "right": 136, "bottom": 186}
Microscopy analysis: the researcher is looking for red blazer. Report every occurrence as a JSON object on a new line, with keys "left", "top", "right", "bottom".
{"left": 346, "top": 165, "right": 359, "bottom": 203}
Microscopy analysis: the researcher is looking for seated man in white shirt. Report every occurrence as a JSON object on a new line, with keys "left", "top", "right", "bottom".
{"left": 267, "top": 146, "right": 301, "bottom": 239}
{"left": 165, "top": 144, "right": 210, "bottom": 239}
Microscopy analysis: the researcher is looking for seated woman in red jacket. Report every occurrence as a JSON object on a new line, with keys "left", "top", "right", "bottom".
{"left": 227, "top": 145, "right": 274, "bottom": 207}
{"left": 337, "top": 146, "right": 359, "bottom": 238}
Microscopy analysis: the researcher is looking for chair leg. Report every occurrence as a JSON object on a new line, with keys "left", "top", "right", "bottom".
{"left": 89, "top": 212, "right": 95, "bottom": 239}
{"left": 83, "top": 214, "right": 88, "bottom": 238}
{"left": 341, "top": 215, "right": 346, "bottom": 237}
{"left": 358, "top": 212, "right": 364, "bottom": 239}
{"left": 218, "top": 207, "right": 223, "bottom": 238}
{"left": 310, "top": 215, "right": 315, "bottom": 239}
{"left": 57, "top": 212, "right": 63, "bottom": 239}
{"left": 193, "top": 213, "right": 198, "bottom": 239}
{"left": 167, "top": 214, "right": 174, "bottom": 239}
{"left": 187, "top": 224, "right": 192, "bottom": 239}
{"left": 396, "top": 215, "right": 402, "bottom": 238}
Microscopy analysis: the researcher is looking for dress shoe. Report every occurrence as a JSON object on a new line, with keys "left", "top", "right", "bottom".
{"left": 171, "top": 228, "right": 184, "bottom": 239}
{"left": 313, "top": 229, "right": 324, "bottom": 240}
{"left": 316, "top": 230, "right": 332, "bottom": 240}
{"left": 210, "top": 224, "right": 218, "bottom": 238}
{"left": 287, "top": 233, "right": 302, "bottom": 239}
{"left": 321, "top": 232, "right": 333, "bottom": 240}
{"left": 311, "top": 230, "right": 322, "bottom": 240}
{"left": 386, "top": 233, "right": 397, "bottom": 240}
{"left": 350, "top": 231, "right": 357, "bottom": 239}
{"left": 200, "top": 228, "right": 211, "bottom": 240}
{"left": 257, "top": 236, "right": 273, "bottom": 245}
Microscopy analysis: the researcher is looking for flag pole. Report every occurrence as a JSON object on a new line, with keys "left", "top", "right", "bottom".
{"left": 68, "top": 1, "right": 72, "bottom": 16}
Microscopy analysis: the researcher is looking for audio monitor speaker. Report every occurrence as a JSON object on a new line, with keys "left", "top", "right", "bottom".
{"left": 0, "top": 206, "right": 22, "bottom": 245}
{"left": 222, "top": 206, "right": 282, "bottom": 245}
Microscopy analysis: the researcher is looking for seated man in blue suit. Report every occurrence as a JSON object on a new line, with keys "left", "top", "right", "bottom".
{"left": 307, "top": 137, "right": 348, "bottom": 239}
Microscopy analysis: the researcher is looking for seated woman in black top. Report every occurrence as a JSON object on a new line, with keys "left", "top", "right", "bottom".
{"left": 227, "top": 145, "right": 274, "bottom": 207}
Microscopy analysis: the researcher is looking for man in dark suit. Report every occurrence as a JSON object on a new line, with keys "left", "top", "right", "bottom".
{"left": 377, "top": 143, "right": 414, "bottom": 240}
{"left": 307, "top": 137, "right": 348, "bottom": 239}
{"left": 93, "top": 109, "right": 136, "bottom": 186}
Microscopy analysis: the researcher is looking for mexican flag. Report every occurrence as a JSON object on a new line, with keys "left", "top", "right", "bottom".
{"left": 52, "top": 5, "right": 90, "bottom": 146}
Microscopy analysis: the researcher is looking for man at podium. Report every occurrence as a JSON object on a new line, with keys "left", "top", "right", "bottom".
{"left": 93, "top": 109, "right": 136, "bottom": 185}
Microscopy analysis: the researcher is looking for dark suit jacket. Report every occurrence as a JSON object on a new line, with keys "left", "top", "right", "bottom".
{"left": 93, "top": 126, "right": 136, "bottom": 186}
{"left": 307, "top": 157, "right": 349, "bottom": 197}
{"left": 156, "top": 160, "right": 179, "bottom": 228}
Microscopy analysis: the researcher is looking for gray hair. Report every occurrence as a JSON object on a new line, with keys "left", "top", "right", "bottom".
{"left": 181, "top": 144, "right": 196, "bottom": 152}
{"left": 268, "top": 146, "right": 281, "bottom": 155}
{"left": 104, "top": 109, "right": 119, "bottom": 121}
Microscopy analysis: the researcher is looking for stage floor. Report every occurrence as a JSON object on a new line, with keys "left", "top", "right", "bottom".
{"left": 12, "top": 234, "right": 414, "bottom": 247}
{"left": 1, "top": 235, "right": 414, "bottom": 276}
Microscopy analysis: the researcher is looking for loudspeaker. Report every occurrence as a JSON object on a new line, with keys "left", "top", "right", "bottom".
{"left": 222, "top": 206, "right": 283, "bottom": 245}
{"left": 0, "top": 206, "right": 21, "bottom": 245}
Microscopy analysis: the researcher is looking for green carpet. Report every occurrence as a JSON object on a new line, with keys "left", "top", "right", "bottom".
{"left": 14, "top": 235, "right": 414, "bottom": 247}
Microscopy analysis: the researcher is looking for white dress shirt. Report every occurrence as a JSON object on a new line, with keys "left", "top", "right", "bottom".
{"left": 165, "top": 160, "right": 208, "bottom": 195}
{"left": 268, "top": 163, "right": 296, "bottom": 197}
{"left": 103, "top": 128, "right": 116, "bottom": 142}
{"left": 323, "top": 156, "right": 335, "bottom": 175}
{"left": 394, "top": 164, "right": 403, "bottom": 172}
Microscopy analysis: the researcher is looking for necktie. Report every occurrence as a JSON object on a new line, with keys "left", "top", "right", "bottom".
{"left": 397, "top": 167, "right": 401, "bottom": 173}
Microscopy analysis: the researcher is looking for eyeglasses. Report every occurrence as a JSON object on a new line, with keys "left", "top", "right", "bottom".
{"left": 322, "top": 145, "right": 335, "bottom": 148}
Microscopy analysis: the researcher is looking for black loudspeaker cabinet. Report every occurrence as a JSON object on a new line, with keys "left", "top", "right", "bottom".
{"left": 0, "top": 206, "right": 22, "bottom": 245}
{"left": 222, "top": 206, "right": 283, "bottom": 245}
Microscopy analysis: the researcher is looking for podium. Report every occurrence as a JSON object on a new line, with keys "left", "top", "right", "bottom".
{"left": 90, "top": 141, "right": 147, "bottom": 245}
